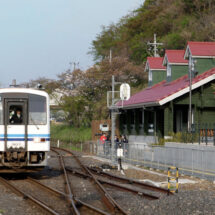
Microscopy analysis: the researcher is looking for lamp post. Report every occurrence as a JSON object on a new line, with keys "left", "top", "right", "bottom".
{"left": 188, "top": 56, "right": 196, "bottom": 133}
{"left": 188, "top": 56, "right": 192, "bottom": 133}
{"left": 111, "top": 75, "right": 116, "bottom": 161}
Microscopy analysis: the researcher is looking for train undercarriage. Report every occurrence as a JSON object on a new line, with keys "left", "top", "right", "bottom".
{"left": 0, "top": 151, "right": 47, "bottom": 172}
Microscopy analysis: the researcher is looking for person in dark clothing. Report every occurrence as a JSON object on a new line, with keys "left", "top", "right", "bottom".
{"left": 10, "top": 110, "right": 23, "bottom": 124}
{"left": 121, "top": 135, "right": 129, "bottom": 157}
{"left": 114, "top": 135, "right": 120, "bottom": 151}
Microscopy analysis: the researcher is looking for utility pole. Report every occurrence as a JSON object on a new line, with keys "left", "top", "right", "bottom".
{"left": 109, "top": 48, "right": 115, "bottom": 161}
{"left": 69, "top": 62, "right": 79, "bottom": 71}
{"left": 111, "top": 75, "right": 116, "bottom": 161}
{"left": 147, "top": 34, "right": 163, "bottom": 57}
{"left": 109, "top": 49, "right": 112, "bottom": 64}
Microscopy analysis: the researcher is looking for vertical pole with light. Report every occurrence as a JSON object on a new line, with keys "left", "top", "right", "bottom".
{"left": 109, "top": 49, "right": 116, "bottom": 161}
{"left": 111, "top": 75, "right": 116, "bottom": 161}
{"left": 188, "top": 56, "right": 196, "bottom": 133}
{"left": 188, "top": 55, "right": 192, "bottom": 132}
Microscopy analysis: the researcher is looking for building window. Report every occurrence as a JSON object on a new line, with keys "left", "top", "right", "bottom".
{"left": 149, "top": 70, "right": 152, "bottom": 82}
{"left": 167, "top": 63, "right": 171, "bottom": 77}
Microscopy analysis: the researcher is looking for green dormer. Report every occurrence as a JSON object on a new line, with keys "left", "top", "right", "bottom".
{"left": 184, "top": 41, "right": 215, "bottom": 76}
{"left": 145, "top": 57, "right": 166, "bottom": 87}
{"left": 163, "top": 50, "right": 188, "bottom": 82}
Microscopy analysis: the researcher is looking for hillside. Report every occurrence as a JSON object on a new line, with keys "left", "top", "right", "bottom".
{"left": 30, "top": 0, "right": 215, "bottom": 126}
{"left": 91, "top": 0, "right": 215, "bottom": 63}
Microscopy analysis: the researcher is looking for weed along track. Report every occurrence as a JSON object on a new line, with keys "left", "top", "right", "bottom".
{"left": 51, "top": 147, "right": 173, "bottom": 214}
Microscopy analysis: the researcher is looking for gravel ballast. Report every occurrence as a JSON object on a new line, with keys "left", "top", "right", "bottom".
{"left": 0, "top": 150, "right": 215, "bottom": 215}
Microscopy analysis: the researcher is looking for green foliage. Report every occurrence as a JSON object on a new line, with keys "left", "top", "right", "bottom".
{"left": 51, "top": 124, "right": 91, "bottom": 143}
{"left": 91, "top": 0, "right": 215, "bottom": 63}
{"left": 163, "top": 33, "right": 186, "bottom": 49}
{"left": 158, "top": 138, "right": 165, "bottom": 146}
{"left": 167, "top": 132, "right": 199, "bottom": 143}
{"left": 61, "top": 95, "right": 91, "bottom": 127}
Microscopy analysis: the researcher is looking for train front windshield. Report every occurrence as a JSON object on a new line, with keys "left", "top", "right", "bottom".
{"left": 0, "top": 94, "right": 47, "bottom": 125}
{"left": 29, "top": 94, "right": 47, "bottom": 125}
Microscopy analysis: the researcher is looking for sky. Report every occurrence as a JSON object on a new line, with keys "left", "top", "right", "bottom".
{"left": 0, "top": 0, "right": 143, "bottom": 87}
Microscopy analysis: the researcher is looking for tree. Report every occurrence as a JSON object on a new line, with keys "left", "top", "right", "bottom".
{"left": 22, "top": 77, "right": 60, "bottom": 94}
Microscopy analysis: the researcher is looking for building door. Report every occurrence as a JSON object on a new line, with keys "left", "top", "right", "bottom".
{"left": 4, "top": 99, "right": 28, "bottom": 151}
{"left": 176, "top": 110, "right": 182, "bottom": 132}
{"left": 174, "top": 105, "right": 189, "bottom": 133}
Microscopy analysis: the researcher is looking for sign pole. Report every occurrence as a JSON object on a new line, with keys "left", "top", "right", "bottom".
{"left": 109, "top": 75, "right": 130, "bottom": 162}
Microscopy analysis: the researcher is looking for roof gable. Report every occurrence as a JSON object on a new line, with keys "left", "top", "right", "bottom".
{"left": 145, "top": 57, "right": 166, "bottom": 71}
{"left": 164, "top": 50, "right": 188, "bottom": 65}
{"left": 185, "top": 41, "right": 215, "bottom": 58}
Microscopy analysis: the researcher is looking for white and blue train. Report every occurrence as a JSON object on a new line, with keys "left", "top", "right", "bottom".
{"left": 0, "top": 87, "right": 50, "bottom": 171}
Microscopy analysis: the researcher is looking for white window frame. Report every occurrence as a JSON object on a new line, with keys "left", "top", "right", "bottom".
{"left": 167, "top": 63, "right": 171, "bottom": 77}
{"left": 149, "top": 69, "right": 152, "bottom": 82}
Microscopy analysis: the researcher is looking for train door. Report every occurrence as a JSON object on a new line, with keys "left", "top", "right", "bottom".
{"left": 4, "top": 99, "right": 28, "bottom": 151}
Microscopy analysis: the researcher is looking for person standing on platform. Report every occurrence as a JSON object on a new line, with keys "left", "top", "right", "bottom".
{"left": 100, "top": 133, "right": 107, "bottom": 154}
{"left": 121, "top": 135, "right": 129, "bottom": 157}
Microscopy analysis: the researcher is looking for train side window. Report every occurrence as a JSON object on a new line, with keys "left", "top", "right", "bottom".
{"left": 9, "top": 105, "right": 23, "bottom": 124}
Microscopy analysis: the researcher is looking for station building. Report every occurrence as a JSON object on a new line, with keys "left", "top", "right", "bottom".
{"left": 118, "top": 41, "right": 215, "bottom": 142}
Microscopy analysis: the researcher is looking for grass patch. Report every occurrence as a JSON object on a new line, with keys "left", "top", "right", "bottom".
{"left": 56, "top": 142, "right": 82, "bottom": 151}
{"left": 51, "top": 124, "right": 91, "bottom": 143}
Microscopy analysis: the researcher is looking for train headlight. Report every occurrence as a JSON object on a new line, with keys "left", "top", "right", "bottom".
{"left": 33, "top": 137, "right": 46, "bottom": 143}
{"left": 34, "top": 137, "right": 41, "bottom": 143}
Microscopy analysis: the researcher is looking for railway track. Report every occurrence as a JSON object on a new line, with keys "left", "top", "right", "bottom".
{"left": 0, "top": 175, "right": 68, "bottom": 215}
{"left": 51, "top": 147, "right": 173, "bottom": 214}
{"left": 0, "top": 147, "right": 173, "bottom": 215}
{"left": 87, "top": 166, "right": 172, "bottom": 195}
{"left": 0, "top": 160, "right": 110, "bottom": 215}
{"left": 52, "top": 147, "right": 126, "bottom": 215}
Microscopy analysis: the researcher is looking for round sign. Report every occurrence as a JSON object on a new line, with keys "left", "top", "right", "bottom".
{"left": 120, "top": 83, "right": 130, "bottom": 101}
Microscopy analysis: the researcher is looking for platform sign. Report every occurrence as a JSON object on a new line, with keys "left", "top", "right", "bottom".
{"left": 120, "top": 83, "right": 130, "bottom": 101}
{"left": 117, "top": 148, "right": 123, "bottom": 157}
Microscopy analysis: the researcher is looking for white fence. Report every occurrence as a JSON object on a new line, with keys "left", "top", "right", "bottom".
{"left": 96, "top": 141, "right": 215, "bottom": 180}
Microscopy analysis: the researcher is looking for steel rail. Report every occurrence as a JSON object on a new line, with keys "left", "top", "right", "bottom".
{"left": 0, "top": 176, "right": 59, "bottom": 215}
{"left": 51, "top": 148, "right": 80, "bottom": 215}
{"left": 52, "top": 147, "right": 128, "bottom": 215}
{"left": 27, "top": 176, "right": 111, "bottom": 215}
{"left": 88, "top": 167, "right": 172, "bottom": 195}
{"left": 66, "top": 167, "right": 159, "bottom": 200}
